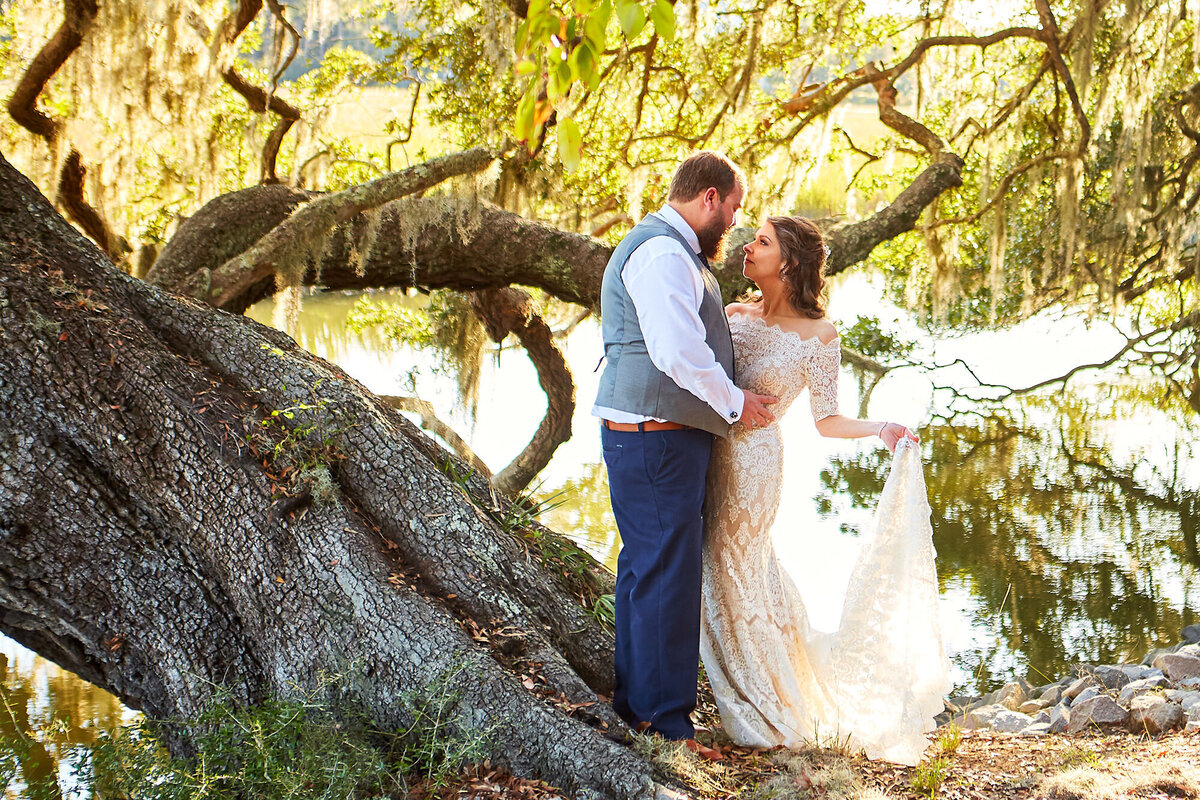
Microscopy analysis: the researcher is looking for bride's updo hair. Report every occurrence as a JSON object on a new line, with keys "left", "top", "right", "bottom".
{"left": 747, "top": 216, "right": 828, "bottom": 319}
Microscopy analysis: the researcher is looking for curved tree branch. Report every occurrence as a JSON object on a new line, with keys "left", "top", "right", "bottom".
{"left": 6, "top": 0, "right": 118, "bottom": 259}
{"left": 468, "top": 288, "right": 576, "bottom": 496}
{"left": 5, "top": 0, "right": 96, "bottom": 143}
{"left": 1034, "top": 0, "right": 1091, "bottom": 156}
{"left": 213, "top": 0, "right": 302, "bottom": 184}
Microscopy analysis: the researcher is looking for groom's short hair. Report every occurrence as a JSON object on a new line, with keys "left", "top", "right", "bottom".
{"left": 668, "top": 151, "right": 745, "bottom": 203}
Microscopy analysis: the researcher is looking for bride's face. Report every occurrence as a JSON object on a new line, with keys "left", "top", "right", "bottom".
{"left": 742, "top": 222, "right": 783, "bottom": 285}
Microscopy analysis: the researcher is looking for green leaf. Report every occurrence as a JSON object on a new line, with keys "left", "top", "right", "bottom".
{"left": 649, "top": 0, "right": 675, "bottom": 39}
{"left": 547, "top": 59, "right": 572, "bottom": 100}
{"left": 585, "top": 0, "right": 611, "bottom": 47}
{"left": 558, "top": 118, "right": 582, "bottom": 171}
{"left": 616, "top": 0, "right": 646, "bottom": 40}
{"left": 515, "top": 19, "right": 530, "bottom": 53}
{"left": 514, "top": 59, "right": 537, "bottom": 76}
{"left": 515, "top": 88, "right": 537, "bottom": 142}
{"left": 569, "top": 42, "right": 594, "bottom": 84}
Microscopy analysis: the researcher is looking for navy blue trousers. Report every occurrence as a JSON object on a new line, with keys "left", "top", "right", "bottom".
{"left": 602, "top": 423, "right": 713, "bottom": 740}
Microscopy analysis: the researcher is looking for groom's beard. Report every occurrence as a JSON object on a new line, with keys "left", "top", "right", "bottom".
{"left": 697, "top": 217, "right": 730, "bottom": 263}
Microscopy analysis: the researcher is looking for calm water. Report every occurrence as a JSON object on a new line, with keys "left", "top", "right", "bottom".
{"left": 3, "top": 280, "right": 1197, "bottom": 794}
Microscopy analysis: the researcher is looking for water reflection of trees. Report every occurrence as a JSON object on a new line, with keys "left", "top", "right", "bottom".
{"left": 542, "top": 462, "right": 620, "bottom": 573}
{"left": 1, "top": 651, "right": 127, "bottom": 797}
{"left": 818, "top": 405, "right": 1199, "bottom": 695}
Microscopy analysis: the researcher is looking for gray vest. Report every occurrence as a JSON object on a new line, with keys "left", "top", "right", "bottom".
{"left": 595, "top": 214, "right": 737, "bottom": 437}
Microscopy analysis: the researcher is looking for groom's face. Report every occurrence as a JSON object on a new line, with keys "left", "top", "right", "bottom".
{"left": 696, "top": 184, "right": 745, "bottom": 262}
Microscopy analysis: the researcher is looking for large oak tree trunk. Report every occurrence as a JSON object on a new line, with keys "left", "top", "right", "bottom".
{"left": 0, "top": 153, "right": 672, "bottom": 798}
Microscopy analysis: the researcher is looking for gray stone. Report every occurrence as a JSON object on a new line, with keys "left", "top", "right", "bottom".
{"left": 1128, "top": 695, "right": 1184, "bottom": 735}
{"left": 963, "top": 703, "right": 1007, "bottom": 730}
{"left": 1188, "top": 717, "right": 1200, "bottom": 732}
{"left": 1030, "top": 709, "right": 1051, "bottom": 725}
{"left": 1048, "top": 703, "right": 1071, "bottom": 734}
{"left": 1152, "top": 653, "right": 1200, "bottom": 682}
{"left": 1093, "top": 665, "right": 1132, "bottom": 690}
{"left": 1019, "top": 700, "right": 1043, "bottom": 715}
{"left": 1063, "top": 676, "right": 1095, "bottom": 701}
{"left": 1067, "top": 695, "right": 1130, "bottom": 734}
{"left": 1038, "top": 685, "right": 1063, "bottom": 707}
{"left": 1020, "top": 722, "right": 1051, "bottom": 736}
{"left": 1118, "top": 676, "right": 1171, "bottom": 705}
{"left": 992, "top": 710, "right": 1034, "bottom": 733}
{"left": 1118, "top": 664, "right": 1160, "bottom": 681}
{"left": 1179, "top": 644, "right": 1200, "bottom": 659}
{"left": 1166, "top": 690, "right": 1200, "bottom": 714}
{"left": 1177, "top": 677, "right": 1200, "bottom": 690}
{"left": 1074, "top": 686, "right": 1101, "bottom": 706}
{"left": 1182, "top": 624, "right": 1200, "bottom": 644}
{"left": 997, "top": 681, "right": 1027, "bottom": 711}
{"left": 1143, "top": 644, "right": 1183, "bottom": 666}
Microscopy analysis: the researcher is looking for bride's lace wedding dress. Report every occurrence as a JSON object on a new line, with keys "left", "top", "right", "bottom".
{"left": 700, "top": 312, "right": 951, "bottom": 766}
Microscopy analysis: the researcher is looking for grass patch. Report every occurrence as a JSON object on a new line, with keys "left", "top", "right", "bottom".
{"left": 631, "top": 733, "right": 732, "bottom": 796}
{"left": 1038, "top": 761, "right": 1199, "bottom": 800}
{"left": 86, "top": 667, "right": 494, "bottom": 799}
{"left": 745, "top": 748, "right": 865, "bottom": 800}
{"left": 88, "top": 696, "right": 405, "bottom": 800}
{"left": 910, "top": 756, "right": 950, "bottom": 798}
{"left": 1058, "top": 744, "right": 1102, "bottom": 770}
{"left": 935, "top": 723, "right": 963, "bottom": 754}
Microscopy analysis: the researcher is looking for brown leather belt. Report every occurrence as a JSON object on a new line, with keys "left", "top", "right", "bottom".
{"left": 601, "top": 419, "right": 692, "bottom": 432}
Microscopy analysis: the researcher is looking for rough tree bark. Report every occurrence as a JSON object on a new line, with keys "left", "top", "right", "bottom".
{"left": 0, "top": 153, "right": 685, "bottom": 798}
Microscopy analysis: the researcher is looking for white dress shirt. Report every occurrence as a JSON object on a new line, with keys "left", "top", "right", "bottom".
{"left": 592, "top": 205, "right": 746, "bottom": 424}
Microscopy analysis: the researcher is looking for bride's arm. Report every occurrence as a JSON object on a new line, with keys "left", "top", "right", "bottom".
{"left": 806, "top": 324, "right": 917, "bottom": 451}
{"left": 815, "top": 415, "right": 917, "bottom": 452}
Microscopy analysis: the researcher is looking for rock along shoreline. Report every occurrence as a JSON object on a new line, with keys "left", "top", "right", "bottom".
{"left": 938, "top": 623, "right": 1200, "bottom": 737}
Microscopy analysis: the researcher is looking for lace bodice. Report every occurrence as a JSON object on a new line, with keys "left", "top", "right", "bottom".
{"left": 700, "top": 312, "right": 950, "bottom": 766}
{"left": 728, "top": 312, "right": 840, "bottom": 424}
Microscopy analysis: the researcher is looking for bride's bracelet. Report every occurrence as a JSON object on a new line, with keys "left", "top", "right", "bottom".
{"left": 878, "top": 422, "right": 888, "bottom": 437}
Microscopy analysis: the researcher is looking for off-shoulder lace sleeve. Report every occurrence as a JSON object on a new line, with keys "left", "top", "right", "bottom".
{"left": 807, "top": 340, "right": 840, "bottom": 421}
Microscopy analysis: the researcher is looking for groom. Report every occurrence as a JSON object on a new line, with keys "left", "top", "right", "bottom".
{"left": 593, "top": 151, "right": 777, "bottom": 752}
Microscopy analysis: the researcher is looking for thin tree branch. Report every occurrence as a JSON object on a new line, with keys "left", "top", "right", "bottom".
{"left": 378, "top": 396, "right": 493, "bottom": 479}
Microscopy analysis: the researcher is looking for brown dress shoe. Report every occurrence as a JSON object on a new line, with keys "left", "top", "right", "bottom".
{"left": 683, "top": 738, "right": 724, "bottom": 761}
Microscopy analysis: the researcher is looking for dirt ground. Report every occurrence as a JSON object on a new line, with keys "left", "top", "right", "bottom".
{"left": 435, "top": 726, "right": 1199, "bottom": 800}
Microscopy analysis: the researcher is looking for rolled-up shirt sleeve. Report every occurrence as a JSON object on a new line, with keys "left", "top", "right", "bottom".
{"left": 623, "top": 245, "right": 745, "bottom": 422}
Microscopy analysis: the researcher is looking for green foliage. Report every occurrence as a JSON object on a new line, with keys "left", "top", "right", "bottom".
{"left": 588, "top": 592, "right": 616, "bottom": 628}
{"left": 346, "top": 291, "right": 488, "bottom": 415}
{"left": 1059, "top": 745, "right": 1102, "bottom": 770}
{"left": 910, "top": 756, "right": 951, "bottom": 798}
{"left": 85, "top": 665, "right": 495, "bottom": 799}
{"left": 838, "top": 316, "right": 914, "bottom": 363}
{"left": 248, "top": 368, "right": 356, "bottom": 502}
{"left": 89, "top": 697, "right": 402, "bottom": 799}
{"left": 394, "top": 662, "right": 497, "bottom": 789}
{"left": 935, "top": 723, "right": 962, "bottom": 755}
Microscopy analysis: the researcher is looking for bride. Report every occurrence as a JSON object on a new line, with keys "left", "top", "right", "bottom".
{"left": 700, "top": 215, "right": 951, "bottom": 766}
